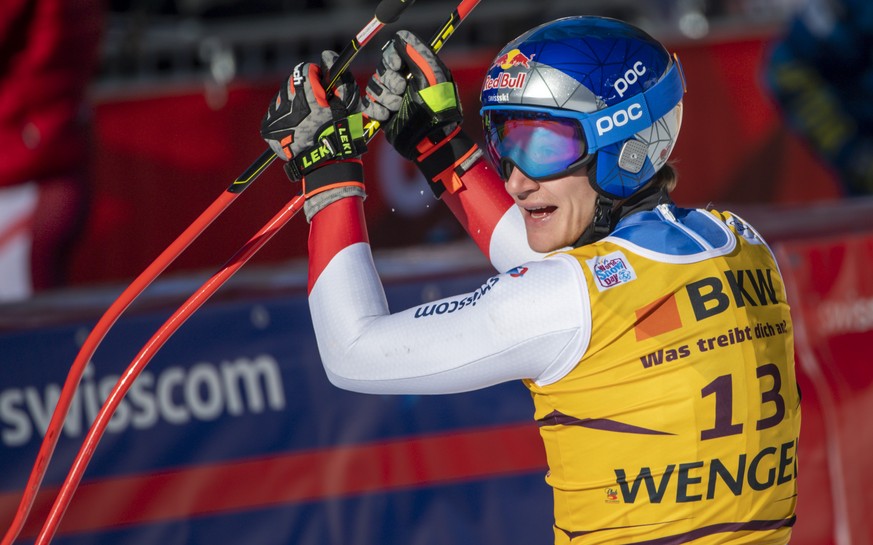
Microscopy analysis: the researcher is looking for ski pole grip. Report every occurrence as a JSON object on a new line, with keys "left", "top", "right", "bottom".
{"left": 375, "top": 0, "right": 415, "bottom": 24}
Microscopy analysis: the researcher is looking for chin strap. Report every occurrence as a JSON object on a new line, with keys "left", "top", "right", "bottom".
{"left": 573, "top": 184, "right": 671, "bottom": 248}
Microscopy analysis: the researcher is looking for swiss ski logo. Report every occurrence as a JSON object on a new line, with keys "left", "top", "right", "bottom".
{"left": 507, "top": 266, "right": 528, "bottom": 278}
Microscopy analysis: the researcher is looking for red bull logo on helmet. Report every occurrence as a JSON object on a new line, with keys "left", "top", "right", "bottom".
{"left": 483, "top": 72, "right": 527, "bottom": 91}
{"left": 485, "top": 49, "right": 533, "bottom": 93}
{"left": 492, "top": 49, "right": 535, "bottom": 70}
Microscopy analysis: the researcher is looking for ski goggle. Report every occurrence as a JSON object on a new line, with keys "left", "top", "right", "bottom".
{"left": 483, "top": 110, "right": 592, "bottom": 181}
{"left": 482, "top": 58, "right": 686, "bottom": 182}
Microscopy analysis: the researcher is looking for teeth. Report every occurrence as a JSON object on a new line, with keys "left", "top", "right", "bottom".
{"left": 530, "top": 207, "right": 548, "bottom": 219}
{"left": 525, "top": 205, "right": 555, "bottom": 220}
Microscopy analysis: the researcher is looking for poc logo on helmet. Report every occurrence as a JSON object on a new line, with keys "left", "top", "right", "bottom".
{"left": 596, "top": 103, "right": 644, "bottom": 136}
{"left": 613, "top": 61, "right": 647, "bottom": 98}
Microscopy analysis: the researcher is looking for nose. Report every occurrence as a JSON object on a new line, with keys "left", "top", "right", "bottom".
{"left": 505, "top": 166, "right": 539, "bottom": 199}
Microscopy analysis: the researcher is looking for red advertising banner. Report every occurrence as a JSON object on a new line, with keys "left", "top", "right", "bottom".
{"left": 71, "top": 34, "right": 845, "bottom": 287}
{"left": 777, "top": 232, "right": 873, "bottom": 545}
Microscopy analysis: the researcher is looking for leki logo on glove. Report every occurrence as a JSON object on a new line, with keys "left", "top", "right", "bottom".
{"left": 298, "top": 119, "right": 356, "bottom": 169}
{"left": 301, "top": 138, "right": 335, "bottom": 169}
{"left": 336, "top": 122, "right": 354, "bottom": 155}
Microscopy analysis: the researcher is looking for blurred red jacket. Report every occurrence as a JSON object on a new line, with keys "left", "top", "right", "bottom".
{"left": 0, "top": 0, "right": 103, "bottom": 187}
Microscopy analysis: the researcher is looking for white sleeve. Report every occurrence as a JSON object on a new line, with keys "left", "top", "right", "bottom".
{"left": 489, "top": 206, "right": 549, "bottom": 272}
{"left": 308, "top": 245, "right": 591, "bottom": 394}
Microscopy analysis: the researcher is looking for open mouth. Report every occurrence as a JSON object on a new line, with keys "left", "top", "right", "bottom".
{"left": 526, "top": 205, "right": 557, "bottom": 220}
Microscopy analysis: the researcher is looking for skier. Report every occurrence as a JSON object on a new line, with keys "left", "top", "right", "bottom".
{"left": 261, "top": 16, "right": 800, "bottom": 544}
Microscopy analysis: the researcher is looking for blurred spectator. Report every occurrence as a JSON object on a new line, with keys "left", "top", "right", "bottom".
{"left": 0, "top": 0, "right": 104, "bottom": 302}
{"left": 764, "top": 0, "right": 873, "bottom": 196}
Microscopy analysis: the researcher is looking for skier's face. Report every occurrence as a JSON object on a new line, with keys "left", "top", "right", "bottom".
{"left": 504, "top": 165, "right": 598, "bottom": 253}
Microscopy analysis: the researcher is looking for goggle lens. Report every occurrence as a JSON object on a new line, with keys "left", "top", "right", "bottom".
{"left": 484, "top": 111, "right": 588, "bottom": 180}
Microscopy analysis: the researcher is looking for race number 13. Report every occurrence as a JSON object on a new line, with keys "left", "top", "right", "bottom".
{"left": 700, "top": 363, "right": 786, "bottom": 440}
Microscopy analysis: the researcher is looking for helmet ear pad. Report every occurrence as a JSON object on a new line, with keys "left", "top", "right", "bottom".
{"left": 588, "top": 103, "right": 683, "bottom": 199}
{"left": 589, "top": 141, "right": 657, "bottom": 199}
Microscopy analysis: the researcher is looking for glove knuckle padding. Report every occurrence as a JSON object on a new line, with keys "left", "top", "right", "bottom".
{"left": 379, "top": 64, "right": 407, "bottom": 95}
{"left": 395, "top": 31, "right": 449, "bottom": 85}
{"left": 363, "top": 56, "right": 407, "bottom": 123}
{"left": 321, "top": 49, "right": 339, "bottom": 69}
{"left": 368, "top": 77, "right": 403, "bottom": 112}
{"left": 383, "top": 42, "right": 404, "bottom": 72}
{"left": 337, "top": 77, "right": 361, "bottom": 112}
{"left": 362, "top": 100, "right": 391, "bottom": 124}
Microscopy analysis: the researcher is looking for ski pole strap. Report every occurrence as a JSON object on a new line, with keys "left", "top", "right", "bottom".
{"left": 284, "top": 114, "right": 369, "bottom": 182}
{"left": 302, "top": 167, "right": 367, "bottom": 222}
{"left": 414, "top": 128, "right": 481, "bottom": 198}
{"left": 299, "top": 159, "right": 365, "bottom": 198}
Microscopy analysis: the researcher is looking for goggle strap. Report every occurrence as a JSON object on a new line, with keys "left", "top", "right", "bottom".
{"left": 580, "top": 60, "right": 685, "bottom": 151}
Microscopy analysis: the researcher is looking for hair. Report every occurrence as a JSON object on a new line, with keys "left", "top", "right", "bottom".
{"left": 651, "top": 162, "right": 678, "bottom": 193}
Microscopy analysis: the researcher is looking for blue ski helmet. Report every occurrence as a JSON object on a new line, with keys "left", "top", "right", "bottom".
{"left": 481, "top": 16, "right": 685, "bottom": 199}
